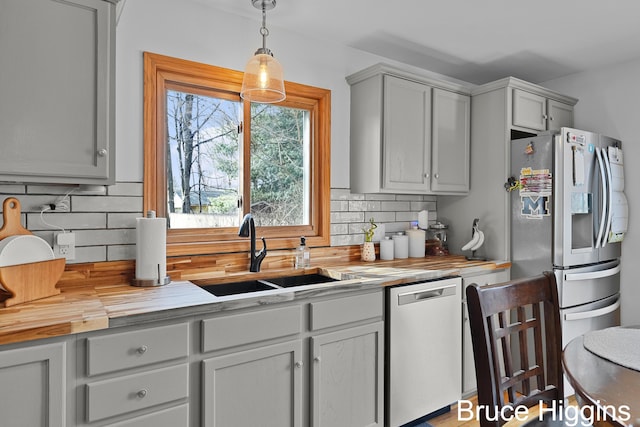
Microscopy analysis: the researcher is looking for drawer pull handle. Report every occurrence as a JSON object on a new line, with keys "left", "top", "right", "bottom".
{"left": 137, "top": 389, "right": 148, "bottom": 398}
{"left": 137, "top": 345, "right": 148, "bottom": 355}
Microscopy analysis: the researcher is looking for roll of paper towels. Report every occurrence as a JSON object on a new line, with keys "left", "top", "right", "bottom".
{"left": 407, "top": 226, "right": 426, "bottom": 257}
{"left": 392, "top": 233, "right": 409, "bottom": 259}
{"left": 418, "top": 210, "right": 429, "bottom": 229}
{"left": 133, "top": 211, "right": 170, "bottom": 286}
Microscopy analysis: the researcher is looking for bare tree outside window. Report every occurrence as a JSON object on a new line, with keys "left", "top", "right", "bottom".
{"left": 166, "top": 90, "right": 310, "bottom": 229}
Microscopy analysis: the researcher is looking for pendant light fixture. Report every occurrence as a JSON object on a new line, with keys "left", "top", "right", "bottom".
{"left": 240, "top": 0, "right": 286, "bottom": 104}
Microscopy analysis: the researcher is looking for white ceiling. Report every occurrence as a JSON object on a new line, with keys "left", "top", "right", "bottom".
{"left": 203, "top": 0, "right": 640, "bottom": 84}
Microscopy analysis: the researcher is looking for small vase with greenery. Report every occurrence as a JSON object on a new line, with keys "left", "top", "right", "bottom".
{"left": 361, "top": 218, "right": 377, "bottom": 262}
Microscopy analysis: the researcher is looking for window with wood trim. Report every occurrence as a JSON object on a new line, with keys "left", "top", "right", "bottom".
{"left": 143, "top": 52, "right": 331, "bottom": 256}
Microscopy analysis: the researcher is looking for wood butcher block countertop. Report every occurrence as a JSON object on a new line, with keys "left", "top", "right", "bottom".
{"left": 0, "top": 255, "right": 509, "bottom": 346}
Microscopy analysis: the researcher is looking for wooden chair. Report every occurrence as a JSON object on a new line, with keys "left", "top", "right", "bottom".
{"left": 466, "top": 271, "right": 578, "bottom": 427}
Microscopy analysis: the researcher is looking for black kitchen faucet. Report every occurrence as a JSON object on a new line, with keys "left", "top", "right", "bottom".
{"left": 238, "top": 213, "right": 267, "bottom": 272}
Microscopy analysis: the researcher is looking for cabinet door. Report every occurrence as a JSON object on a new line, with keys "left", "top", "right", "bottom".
{"left": 382, "top": 75, "right": 431, "bottom": 192}
{"left": 310, "top": 322, "right": 384, "bottom": 427}
{"left": 461, "top": 270, "right": 510, "bottom": 396}
{"left": 431, "top": 89, "right": 470, "bottom": 193}
{"left": 0, "top": 341, "right": 65, "bottom": 427}
{"left": 547, "top": 99, "right": 574, "bottom": 131}
{"left": 0, "top": 0, "right": 114, "bottom": 184}
{"left": 512, "top": 89, "right": 547, "bottom": 131}
{"left": 202, "top": 340, "right": 303, "bottom": 427}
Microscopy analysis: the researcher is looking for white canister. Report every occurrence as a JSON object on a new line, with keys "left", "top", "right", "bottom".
{"left": 407, "top": 226, "right": 426, "bottom": 257}
{"left": 392, "top": 232, "right": 409, "bottom": 259}
{"left": 380, "top": 236, "right": 394, "bottom": 260}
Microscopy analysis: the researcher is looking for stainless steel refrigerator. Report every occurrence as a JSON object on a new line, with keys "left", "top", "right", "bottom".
{"left": 510, "top": 128, "right": 627, "bottom": 352}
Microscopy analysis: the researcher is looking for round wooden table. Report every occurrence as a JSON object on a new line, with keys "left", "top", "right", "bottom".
{"left": 563, "top": 334, "right": 640, "bottom": 427}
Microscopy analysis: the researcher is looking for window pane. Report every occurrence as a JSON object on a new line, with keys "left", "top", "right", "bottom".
{"left": 250, "top": 104, "right": 310, "bottom": 227}
{"left": 166, "top": 89, "right": 241, "bottom": 228}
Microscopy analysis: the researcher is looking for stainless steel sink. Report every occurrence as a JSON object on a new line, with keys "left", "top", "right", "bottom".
{"left": 198, "top": 273, "right": 338, "bottom": 296}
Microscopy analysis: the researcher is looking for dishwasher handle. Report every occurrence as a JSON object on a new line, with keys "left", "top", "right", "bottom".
{"left": 398, "top": 283, "right": 457, "bottom": 306}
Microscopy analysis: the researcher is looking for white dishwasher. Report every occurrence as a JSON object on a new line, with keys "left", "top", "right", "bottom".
{"left": 386, "top": 277, "right": 462, "bottom": 427}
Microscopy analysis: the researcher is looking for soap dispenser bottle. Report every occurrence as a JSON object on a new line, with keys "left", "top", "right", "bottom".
{"left": 295, "top": 236, "right": 310, "bottom": 268}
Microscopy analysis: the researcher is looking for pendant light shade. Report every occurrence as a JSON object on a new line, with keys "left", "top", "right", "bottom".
{"left": 240, "top": 0, "right": 285, "bottom": 104}
{"left": 241, "top": 53, "right": 285, "bottom": 103}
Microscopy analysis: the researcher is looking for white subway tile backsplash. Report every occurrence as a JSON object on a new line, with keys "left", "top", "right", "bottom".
{"left": 0, "top": 184, "right": 26, "bottom": 194}
{"left": 27, "top": 213, "right": 107, "bottom": 231}
{"left": 330, "top": 189, "right": 438, "bottom": 247}
{"left": 107, "top": 182, "right": 143, "bottom": 197}
{"left": 74, "top": 246, "right": 107, "bottom": 263}
{"left": 108, "top": 212, "right": 143, "bottom": 228}
{"left": 348, "top": 200, "right": 381, "bottom": 212}
{"left": 108, "top": 245, "right": 136, "bottom": 261}
{"left": 365, "top": 211, "right": 395, "bottom": 223}
{"left": 72, "top": 195, "right": 142, "bottom": 212}
{"left": 380, "top": 201, "right": 411, "bottom": 211}
{"left": 75, "top": 228, "right": 136, "bottom": 246}
{"left": 330, "top": 200, "right": 349, "bottom": 212}
{"left": 331, "top": 211, "right": 365, "bottom": 223}
{"left": 364, "top": 193, "right": 396, "bottom": 201}
{"left": 331, "top": 223, "right": 349, "bottom": 235}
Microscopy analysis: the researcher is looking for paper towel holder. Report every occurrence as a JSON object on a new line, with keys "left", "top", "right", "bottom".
{"left": 131, "top": 271, "right": 171, "bottom": 287}
{"left": 131, "top": 210, "right": 171, "bottom": 287}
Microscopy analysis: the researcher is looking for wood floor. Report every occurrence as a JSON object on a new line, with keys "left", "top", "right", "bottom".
{"left": 427, "top": 395, "right": 580, "bottom": 427}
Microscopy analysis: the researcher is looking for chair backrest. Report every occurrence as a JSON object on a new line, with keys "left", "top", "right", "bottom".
{"left": 466, "top": 271, "right": 563, "bottom": 427}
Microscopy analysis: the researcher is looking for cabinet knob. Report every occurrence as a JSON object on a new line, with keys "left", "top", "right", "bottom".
{"left": 314, "top": 357, "right": 321, "bottom": 363}
{"left": 137, "top": 389, "right": 148, "bottom": 398}
{"left": 97, "top": 148, "right": 108, "bottom": 157}
{"left": 434, "top": 173, "right": 439, "bottom": 179}
{"left": 542, "top": 114, "right": 549, "bottom": 120}
{"left": 549, "top": 116, "right": 554, "bottom": 121}
{"left": 424, "top": 173, "right": 429, "bottom": 179}
{"left": 295, "top": 361, "right": 304, "bottom": 368}
{"left": 136, "top": 345, "right": 148, "bottom": 355}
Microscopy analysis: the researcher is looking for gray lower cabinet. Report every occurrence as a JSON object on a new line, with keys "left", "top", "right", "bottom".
{"left": 199, "top": 289, "right": 384, "bottom": 427}
{"left": 0, "top": 339, "right": 66, "bottom": 427}
{"left": 0, "top": 0, "right": 116, "bottom": 185}
{"left": 461, "top": 269, "right": 510, "bottom": 396}
{"left": 310, "top": 322, "right": 384, "bottom": 427}
{"left": 202, "top": 340, "right": 304, "bottom": 427}
{"left": 78, "top": 321, "right": 190, "bottom": 426}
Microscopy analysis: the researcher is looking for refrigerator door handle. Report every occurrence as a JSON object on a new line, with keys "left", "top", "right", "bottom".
{"left": 564, "top": 264, "right": 621, "bottom": 281}
{"left": 564, "top": 298, "right": 620, "bottom": 321}
{"left": 594, "top": 147, "right": 608, "bottom": 248}
{"left": 602, "top": 147, "right": 614, "bottom": 247}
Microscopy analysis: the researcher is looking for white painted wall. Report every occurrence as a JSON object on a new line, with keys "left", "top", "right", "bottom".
{"left": 543, "top": 58, "right": 640, "bottom": 326}
{"left": 115, "top": 0, "right": 460, "bottom": 189}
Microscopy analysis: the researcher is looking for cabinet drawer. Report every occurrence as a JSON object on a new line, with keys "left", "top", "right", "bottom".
{"left": 202, "top": 305, "right": 302, "bottom": 352}
{"left": 104, "top": 403, "right": 188, "bottom": 427}
{"left": 87, "top": 323, "right": 189, "bottom": 376}
{"left": 86, "top": 364, "right": 188, "bottom": 422}
{"left": 310, "top": 291, "right": 383, "bottom": 331}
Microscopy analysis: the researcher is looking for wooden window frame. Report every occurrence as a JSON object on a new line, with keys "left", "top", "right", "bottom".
{"left": 143, "top": 52, "right": 331, "bottom": 256}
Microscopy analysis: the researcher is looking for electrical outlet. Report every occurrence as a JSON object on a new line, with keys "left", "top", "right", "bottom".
{"left": 53, "top": 232, "right": 75, "bottom": 260}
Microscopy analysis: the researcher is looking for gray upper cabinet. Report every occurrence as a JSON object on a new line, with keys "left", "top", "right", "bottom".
{"left": 382, "top": 75, "right": 432, "bottom": 193}
{"left": 431, "top": 88, "right": 470, "bottom": 193}
{"left": 513, "top": 88, "right": 574, "bottom": 132}
{"left": 0, "top": 0, "right": 116, "bottom": 185}
{"left": 438, "top": 77, "right": 577, "bottom": 262}
{"left": 347, "top": 64, "right": 471, "bottom": 195}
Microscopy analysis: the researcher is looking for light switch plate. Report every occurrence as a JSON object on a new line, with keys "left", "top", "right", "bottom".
{"left": 53, "top": 232, "right": 75, "bottom": 260}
